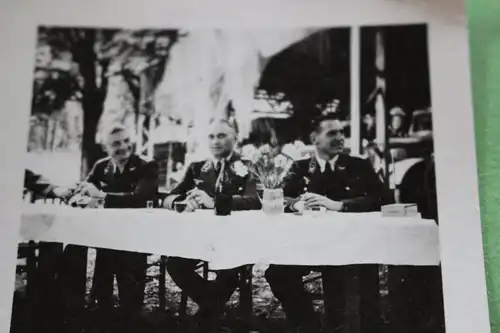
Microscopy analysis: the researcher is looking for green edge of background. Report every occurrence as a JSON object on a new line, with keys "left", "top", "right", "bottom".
{"left": 469, "top": 0, "right": 500, "bottom": 330}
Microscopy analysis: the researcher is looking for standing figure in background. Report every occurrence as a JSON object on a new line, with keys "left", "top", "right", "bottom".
{"left": 241, "top": 117, "right": 281, "bottom": 159}
{"left": 362, "top": 112, "right": 376, "bottom": 142}
{"left": 77, "top": 125, "right": 159, "bottom": 330}
{"left": 363, "top": 142, "right": 385, "bottom": 183}
{"left": 388, "top": 107, "right": 407, "bottom": 138}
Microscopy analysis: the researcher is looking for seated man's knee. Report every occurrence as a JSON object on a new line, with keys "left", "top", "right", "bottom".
{"left": 166, "top": 257, "right": 183, "bottom": 273}
{"left": 166, "top": 257, "right": 198, "bottom": 275}
{"left": 217, "top": 268, "right": 239, "bottom": 283}
{"left": 265, "top": 265, "right": 288, "bottom": 285}
{"left": 266, "top": 265, "right": 311, "bottom": 287}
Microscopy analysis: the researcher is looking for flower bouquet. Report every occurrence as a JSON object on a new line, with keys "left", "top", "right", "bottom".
{"left": 247, "top": 144, "right": 294, "bottom": 214}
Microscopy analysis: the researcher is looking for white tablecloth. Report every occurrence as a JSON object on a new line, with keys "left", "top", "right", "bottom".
{"left": 20, "top": 205, "right": 440, "bottom": 269}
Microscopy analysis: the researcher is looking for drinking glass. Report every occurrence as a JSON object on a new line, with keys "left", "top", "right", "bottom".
{"left": 96, "top": 198, "right": 105, "bottom": 209}
{"left": 174, "top": 201, "right": 187, "bottom": 213}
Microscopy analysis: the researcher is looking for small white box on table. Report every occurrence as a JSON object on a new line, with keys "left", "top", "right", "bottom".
{"left": 381, "top": 204, "right": 419, "bottom": 217}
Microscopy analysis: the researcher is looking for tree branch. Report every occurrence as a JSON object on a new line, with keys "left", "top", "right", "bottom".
{"left": 99, "top": 59, "right": 110, "bottom": 101}
{"left": 122, "top": 70, "right": 140, "bottom": 101}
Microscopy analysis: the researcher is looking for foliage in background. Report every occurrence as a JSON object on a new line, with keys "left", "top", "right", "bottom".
{"left": 30, "top": 27, "right": 181, "bottom": 177}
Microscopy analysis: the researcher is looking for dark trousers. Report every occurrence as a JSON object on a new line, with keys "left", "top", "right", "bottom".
{"left": 59, "top": 245, "right": 89, "bottom": 318}
{"left": 27, "top": 243, "right": 64, "bottom": 333}
{"left": 265, "top": 264, "right": 380, "bottom": 333}
{"left": 166, "top": 257, "right": 240, "bottom": 315}
{"left": 388, "top": 265, "right": 445, "bottom": 333}
{"left": 91, "top": 248, "right": 147, "bottom": 321}
{"left": 265, "top": 265, "right": 324, "bottom": 333}
{"left": 24, "top": 243, "right": 88, "bottom": 333}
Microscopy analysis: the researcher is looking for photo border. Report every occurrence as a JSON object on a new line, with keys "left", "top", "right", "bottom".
{"left": 0, "top": 1, "right": 490, "bottom": 332}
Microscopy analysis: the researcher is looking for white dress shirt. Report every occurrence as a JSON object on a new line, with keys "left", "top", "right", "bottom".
{"left": 315, "top": 154, "right": 340, "bottom": 173}
{"left": 212, "top": 152, "right": 234, "bottom": 169}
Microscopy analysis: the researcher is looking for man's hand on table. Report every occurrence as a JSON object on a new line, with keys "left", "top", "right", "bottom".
{"left": 86, "top": 197, "right": 104, "bottom": 208}
{"left": 78, "top": 182, "right": 106, "bottom": 199}
{"left": 186, "top": 188, "right": 215, "bottom": 209}
{"left": 298, "top": 192, "right": 343, "bottom": 211}
{"left": 184, "top": 197, "right": 201, "bottom": 212}
{"left": 51, "top": 186, "right": 73, "bottom": 200}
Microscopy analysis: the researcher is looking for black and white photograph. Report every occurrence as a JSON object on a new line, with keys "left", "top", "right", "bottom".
{"left": 8, "top": 21, "right": 450, "bottom": 333}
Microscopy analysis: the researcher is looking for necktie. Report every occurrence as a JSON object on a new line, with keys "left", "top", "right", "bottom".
{"left": 215, "top": 160, "right": 226, "bottom": 191}
{"left": 321, "top": 161, "right": 334, "bottom": 196}
{"left": 114, "top": 165, "right": 122, "bottom": 178}
{"left": 323, "top": 160, "right": 334, "bottom": 176}
{"left": 215, "top": 160, "right": 221, "bottom": 174}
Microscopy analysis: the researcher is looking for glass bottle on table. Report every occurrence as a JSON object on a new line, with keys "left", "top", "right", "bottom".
{"left": 298, "top": 186, "right": 309, "bottom": 214}
{"left": 214, "top": 175, "right": 232, "bottom": 216}
{"left": 96, "top": 197, "right": 105, "bottom": 209}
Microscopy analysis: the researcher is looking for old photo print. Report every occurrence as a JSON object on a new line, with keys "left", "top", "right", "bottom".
{"left": 0, "top": 1, "right": 489, "bottom": 333}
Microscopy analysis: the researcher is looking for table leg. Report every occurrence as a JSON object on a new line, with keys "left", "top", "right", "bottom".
{"left": 159, "top": 256, "right": 167, "bottom": 311}
{"left": 58, "top": 245, "right": 88, "bottom": 330}
{"left": 238, "top": 265, "right": 253, "bottom": 333}
{"left": 24, "top": 241, "right": 38, "bottom": 315}
{"left": 179, "top": 292, "right": 188, "bottom": 320}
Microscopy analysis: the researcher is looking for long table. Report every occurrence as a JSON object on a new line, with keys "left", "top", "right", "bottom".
{"left": 20, "top": 205, "right": 440, "bottom": 269}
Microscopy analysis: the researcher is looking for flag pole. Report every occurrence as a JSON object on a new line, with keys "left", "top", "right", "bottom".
{"left": 350, "top": 26, "right": 361, "bottom": 156}
{"left": 374, "top": 29, "right": 389, "bottom": 188}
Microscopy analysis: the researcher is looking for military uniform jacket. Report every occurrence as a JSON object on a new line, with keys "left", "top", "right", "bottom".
{"left": 164, "top": 153, "right": 260, "bottom": 211}
{"left": 282, "top": 154, "right": 393, "bottom": 212}
{"left": 86, "top": 154, "right": 159, "bottom": 208}
{"left": 24, "top": 169, "right": 56, "bottom": 197}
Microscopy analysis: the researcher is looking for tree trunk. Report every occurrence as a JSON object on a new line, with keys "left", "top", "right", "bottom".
{"left": 75, "top": 30, "right": 109, "bottom": 179}
{"left": 81, "top": 93, "right": 105, "bottom": 178}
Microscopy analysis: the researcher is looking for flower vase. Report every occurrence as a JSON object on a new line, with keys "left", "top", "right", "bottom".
{"left": 262, "top": 188, "right": 284, "bottom": 215}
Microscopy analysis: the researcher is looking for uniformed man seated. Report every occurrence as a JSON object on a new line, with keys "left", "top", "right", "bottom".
{"left": 265, "top": 111, "right": 393, "bottom": 333}
{"left": 162, "top": 119, "right": 260, "bottom": 331}
{"left": 76, "top": 124, "right": 159, "bottom": 327}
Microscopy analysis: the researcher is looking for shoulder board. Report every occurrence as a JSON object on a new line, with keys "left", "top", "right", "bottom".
{"left": 290, "top": 157, "right": 312, "bottom": 166}
{"left": 343, "top": 154, "right": 364, "bottom": 163}
{"left": 194, "top": 158, "right": 211, "bottom": 164}
{"left": 188, "top": 159, "right": 210, "bottom": 166}
{"left": 198, "top": 159, "right": 212, "bottom": 172}
{"left": 178, "top": 159, "right": 210, "bottom": 173}
{"left": 95, "top": 156, "right": 112, "bottom": 165}
{"left": 238, "top": 157, "right": 252, "bottom": 164}
{"left": 136, "top": 155, "right": 154, "bottom": 163}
